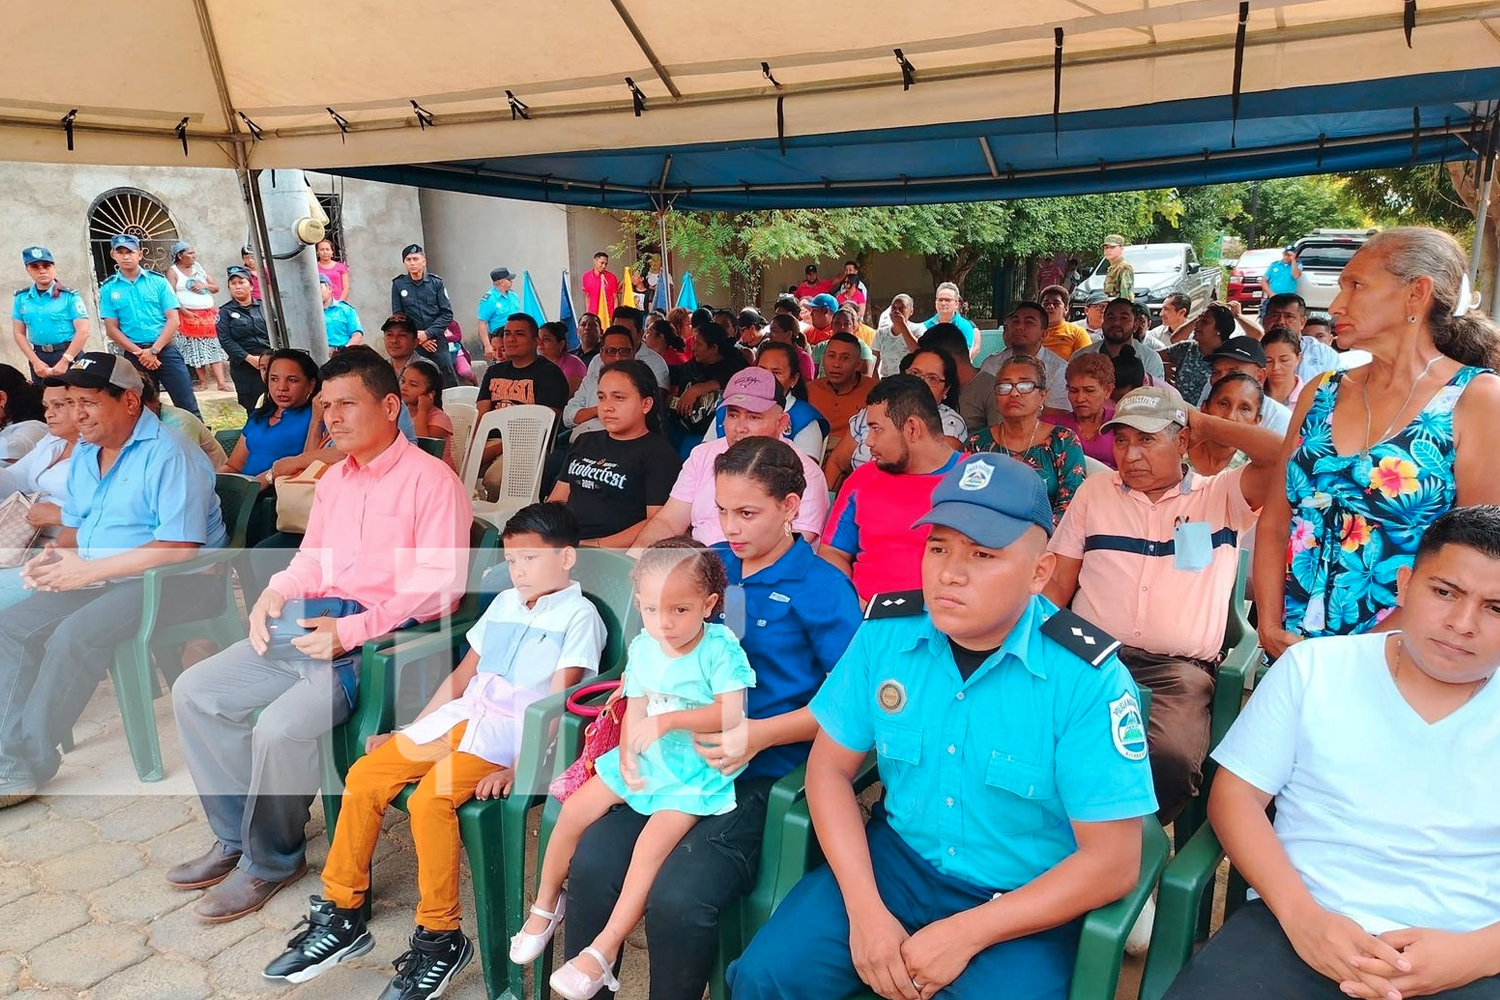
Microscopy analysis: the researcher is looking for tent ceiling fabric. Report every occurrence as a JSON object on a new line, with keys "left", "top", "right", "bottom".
{"left": 1, "top": 0, "right": 1497, "bottom": 205}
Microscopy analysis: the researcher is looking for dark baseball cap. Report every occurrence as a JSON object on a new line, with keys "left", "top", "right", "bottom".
{"left": 490, "top": 267, "right": 514, "bottom": 281}
{"left": 226, "top": 265, "right": 253, "bottom": 281}
{"left": 913, "top": 454, "right": 1056, "bottom": 547}
{"left": 22, "top": 246, "right": 54, "bottom": 265}
{"left": 737, "top": 307, "right": 767, "bottom": 328}
{"left": 1208, "top": 336, "right": 1267, "bottom": 366}
{"left": 45, "top": 352, "right": 144, "bottom": 392}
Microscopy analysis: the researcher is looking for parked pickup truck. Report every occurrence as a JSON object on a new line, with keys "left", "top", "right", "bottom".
{"left": 1070, "top": 242, "right": 1220, "bottom": 321}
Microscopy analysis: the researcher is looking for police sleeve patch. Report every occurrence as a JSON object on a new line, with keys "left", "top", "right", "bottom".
{"left": 1109, "top": 693, "right": 1149, "bottom": 760}
{"left": 1040, "top": 608, "right": 1121, "bottom": 668}
{"left": 863, "top": 590, "right": 924, "bottom": 621}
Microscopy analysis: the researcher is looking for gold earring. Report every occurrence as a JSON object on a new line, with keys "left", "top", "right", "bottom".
{"left": 784, "top": 520, "right": 793, "bottom": 537}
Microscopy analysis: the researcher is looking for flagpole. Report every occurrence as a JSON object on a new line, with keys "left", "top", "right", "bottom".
{"left": 658, "top": 208, "right": 672, "bottom": 312}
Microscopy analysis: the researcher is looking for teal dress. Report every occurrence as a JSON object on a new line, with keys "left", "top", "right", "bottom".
{"left": 1283, "top": 365, "right": 1489, "bottom": 637}
{"left": 966, "top": 423, "right": 1088, "bottom": 525}
{"left": 596, "top": 624, "right": 756, "bottom": 816}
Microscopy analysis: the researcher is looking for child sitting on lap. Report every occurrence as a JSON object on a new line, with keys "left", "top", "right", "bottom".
{"left": 509, "top": 537, "right": 756, "bottom": 1000}
{"left": 263, "top": 502, "right": 606, "bottom": 1000}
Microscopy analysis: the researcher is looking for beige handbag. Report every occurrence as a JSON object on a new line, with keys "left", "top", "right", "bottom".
{"left": 0, "top": 492, "right": 43, "bottom": 568}
{"left": 273, "top": 461, "right": 329, "bottom": 534}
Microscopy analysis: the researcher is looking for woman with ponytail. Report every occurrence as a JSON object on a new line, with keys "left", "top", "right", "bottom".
{"left": 1255, "top": 227, "right": 1500, "bottom": 658}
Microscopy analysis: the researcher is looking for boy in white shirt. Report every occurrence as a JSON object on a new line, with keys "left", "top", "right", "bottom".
{"left": 1166, "top": 504, "right": 1500, "bottom": 1000}
{"left": 263, "top": 502, "right": 606, "bottom": 1000}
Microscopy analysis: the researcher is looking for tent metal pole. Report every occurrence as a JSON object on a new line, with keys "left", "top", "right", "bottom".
{"left": 1468, "top": 162, "right": 1492, "bottom": 288}
{"left": 659, "top": 207, "right": 671, "bottom": 310}
{"left": 239, "top": 166, "right": 289, "bottom": 349}
{"left": 1492, "top": 228, "right": 1500, "bottom": 321}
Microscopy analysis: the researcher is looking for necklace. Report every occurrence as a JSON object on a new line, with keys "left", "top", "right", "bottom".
{"left": 1358, "top": 354, "right": 1442, "bottom": 456}
{"left": 999, "top": 417, "right": 1042, "bottom": 457}
{"left": 1391, "top": 637, "right": 1490, "bottom": 704}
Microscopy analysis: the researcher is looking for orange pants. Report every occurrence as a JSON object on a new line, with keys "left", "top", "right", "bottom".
{"left": 322, "top": 721, "right": 498, "bottom": 930}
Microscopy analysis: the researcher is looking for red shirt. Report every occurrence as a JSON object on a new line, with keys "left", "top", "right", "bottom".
{"left": 582, "top": 269, "right": 620, "bottom": 317}
{"left": 795, "top": 278, "right": 834, "bottom": 299}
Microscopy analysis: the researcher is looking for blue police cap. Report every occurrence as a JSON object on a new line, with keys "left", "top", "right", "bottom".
{"left": 913, "top": 454, "right": 1056, "bottom": 547}
{"left": 317, "top": 274, "right": 332, "bottom": 286}
{"left": 111, "top": 234, "right": 141, "bottom": 251}
{"left": 226, "top": 265, "right": 252, "bottom": 281}
{"left": 170, "top": 240, "right": 192, "bottom": 259}
{"left": 22, "top": 246, "right": 54, "bottom": 265}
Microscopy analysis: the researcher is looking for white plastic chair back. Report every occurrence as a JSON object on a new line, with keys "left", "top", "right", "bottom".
{"left": 491, "top": 405, "right": 557, "bottom": 507}
{"left": 446, "top": 402, "right": 477, "bottom": 459}
{"left": 1084, "top": 456, "right": 1111, "bottom": 478}
{"left": 460, "top": 407, "right": 507, "bottom": 494}
{"left": 444, "top": 385, "right": 479, "bottom": 407}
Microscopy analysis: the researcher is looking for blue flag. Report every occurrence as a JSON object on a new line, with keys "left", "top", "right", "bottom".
{"left": 652, "top": 268, "right": 670, "bottom": 312}
{"left": 676, "top": 272, "right": 698, "bottom": 312}
{"left": 559, "top": 269, "right": 579, "bottom": 349}
{"left": 520, "top": 270, "right": 547, "bottom": 328}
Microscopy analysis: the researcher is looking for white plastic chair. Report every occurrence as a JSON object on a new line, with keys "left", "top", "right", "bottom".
{"left": 444, "top": 385, "right": 479, "bottom": 407}
{"left": 446, "top": 401, "right": 478, "bottom": 460}
{"left": 461, "top": 405, "right": 558, "bottom": 528}
{"left": 1084, "top": 456, "right": 1111, "bottom": 478}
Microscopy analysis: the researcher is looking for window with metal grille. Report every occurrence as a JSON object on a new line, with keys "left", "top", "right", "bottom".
{"left": 87, "top": 188, "right": 181, "bottom": 285}
{"left": 315, "top": 192, "right": 347, "bottom": 261}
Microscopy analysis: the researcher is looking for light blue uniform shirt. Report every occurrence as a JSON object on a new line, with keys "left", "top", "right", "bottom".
{"left": 811, "top": 594, "right": 1157, "bottom": 890}
{"left": 923, "top": 313, "right": 977, "bottom": 348}
{"left": 98, "top": 268, "right": 179, "bottom": 345}
{"left": 323, "top": 300, "right": 364, "bottom": 348}
{"left": 478, "top": 288, "right": 523, "bottom": 329}
{"left": 1263, "top": 260, "right": 1299, "bottom": 296}
{"left": 11, "top": 284, "right": 87, "bottom": 346}
{"left": 63, "top": 408, "right": 228, "bottom": 561}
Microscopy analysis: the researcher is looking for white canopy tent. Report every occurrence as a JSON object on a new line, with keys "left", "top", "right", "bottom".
{"left": 2, "top": 0, "right": 1497, "bottom": 177}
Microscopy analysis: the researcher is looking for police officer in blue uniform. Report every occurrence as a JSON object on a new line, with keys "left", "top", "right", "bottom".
{"left": 729, "top": 454, "right": 1159, "bottom": 1000}
{"left": 98, "top": 233, "right": 201, "bottom": 419}
{"left": 389, "top": 243, "right": 458, "bottom": 388}
{"left": 216, "top": 265, "right": 271, "bottom": 411}
{"left": 477, "top": 266, "right": 522, "bottom": 352}
{"left": 12, "top": 246, "right": 90, "bottom": 384}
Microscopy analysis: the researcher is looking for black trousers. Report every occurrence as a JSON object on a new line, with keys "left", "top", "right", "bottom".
{"left": 229, "top": 359, "right": 264, "bottom": 413}
{"left": 1164, "top": 900, "right": 1500, "bottom": 1000}
{"left": 563, "top": 775, "right": 775, "bottom": 1000}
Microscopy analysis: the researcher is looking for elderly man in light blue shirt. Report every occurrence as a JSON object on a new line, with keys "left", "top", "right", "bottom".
{"left": 0, "top": 353, "right": 226, "bottom": 804}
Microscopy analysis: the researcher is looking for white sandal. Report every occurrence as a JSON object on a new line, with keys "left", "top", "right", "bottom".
{"left": 549, "top": 946, "right": 620, "bottom": 1000}
{"left": 508, "top": 890, "right": 566, "bottom": 964}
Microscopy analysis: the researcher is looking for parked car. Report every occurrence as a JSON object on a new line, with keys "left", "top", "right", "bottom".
{"left": 1227, "top": 247, "right": 1284, "bottom": 308}
{"left": 1070, "top": 242, "right": 1219, "bottom": 321}
{"left": 1292, "top": 228, "right": 1379, "bottom": 309}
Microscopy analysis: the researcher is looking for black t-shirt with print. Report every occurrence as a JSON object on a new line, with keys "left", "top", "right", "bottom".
{"left": 560, "top": 430, "right": 683, "bottom": 540}
{"left": 480, "top": 356, "right": 570, "bottom": 410}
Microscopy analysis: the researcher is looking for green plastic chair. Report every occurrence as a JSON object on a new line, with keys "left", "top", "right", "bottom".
{"left": 725, "top": 690, "right": 1167, "bottom": 1000}
{"left": 1170, "top": 550, "right": 1259, "bottom": 850}
{"left": 334, "top": 548, "right": 639, "bottom": 1000}
{"left": 1137, "top": 791, "right": 1254, "bottom": 1000}
{"left": 214, "top": 426, "right": 243, "bottom": 456}
{"left": 974, "top": 328, "right": 1006, "bottom": 365}
{"left": 416, "top": 435, "right": 447, "bottom": 460}
{"left": 106, "top": 473, "right": 261, "bottom": 781}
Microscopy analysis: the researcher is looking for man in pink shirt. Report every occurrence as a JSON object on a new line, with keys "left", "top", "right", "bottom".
{"left": 170, "top": 349, "right": 471, "bottom": 922}
{"left": 630, "top": 368, "right": 830, "bottom": 553}
{"left": 581, "top": 251, "right": 620, "bottom": 320}
{"left": 1043, "top": 385, "right": 1279, "bottom": 820}
{"left": 820, "top": 375, "right": 962, "bottom": 604}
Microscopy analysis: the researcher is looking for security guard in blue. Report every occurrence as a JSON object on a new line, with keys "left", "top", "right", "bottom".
{"left": 389, "top": 243, "right": 458, "bottom": 388}
{"left": 12, "top": 246, "right": 90, "bottom": 384}
{"left": 99, "top": 233, "right": 202, "bottom": 420}
{"left": 729, "top": 454, "right": 1158, "bottom": 1000}
{"left": 477, "top": 266, "right": 522, "bottom": 348}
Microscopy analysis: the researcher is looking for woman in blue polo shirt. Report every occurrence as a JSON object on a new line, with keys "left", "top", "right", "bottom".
{"left": 562, "top": 436, "right": 860, "bottom": 1000}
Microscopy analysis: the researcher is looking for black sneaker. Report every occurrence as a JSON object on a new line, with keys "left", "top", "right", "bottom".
{"left": 378, "top": 927, "right": 474, "bottom": 1000}
{"left": 263, "top": 896, "right": 374, "bottom": 983}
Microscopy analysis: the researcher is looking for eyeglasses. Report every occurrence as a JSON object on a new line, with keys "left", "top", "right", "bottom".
{"left": 910, "top": 372, "right": 947, "bottom": 386}
{"left": 996, "top": 381, "right": 1039, "bottom": 395}
{"left": 601, "top": 347, "right": 635, "bottom": 358}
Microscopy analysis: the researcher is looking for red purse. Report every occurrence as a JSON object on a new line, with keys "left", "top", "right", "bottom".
{"left": 549, "top": 680, "right": 624, "bottom": 802}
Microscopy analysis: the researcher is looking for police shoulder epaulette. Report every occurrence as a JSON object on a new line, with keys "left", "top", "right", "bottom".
{"left": 863, "top": 590, "right": 924, "bottom": 621}
{"left": 1040, "top": 607, "right": 1122, "bottom": 668}
{"left": 12, "top": 287, "right": 25, "bottom": 296}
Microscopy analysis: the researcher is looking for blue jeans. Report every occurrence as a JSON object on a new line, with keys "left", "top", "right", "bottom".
{"left": 126, "top": 343, "right": 201, "bottom": 419}
{"left": 728, "top": 815, "right": 1081, "bottom": 1000}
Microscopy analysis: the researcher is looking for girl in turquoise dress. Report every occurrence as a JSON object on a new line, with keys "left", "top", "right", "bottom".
{"left": 510, "top": 539, "right": 755, "bottom": 1000}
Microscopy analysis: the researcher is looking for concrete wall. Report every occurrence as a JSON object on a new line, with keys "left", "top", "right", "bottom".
{"left": 0, "top": 162, "right": 246, "bottom": 370}
{"left": 566, "top": 208, "right": 631, "bottom": 318}
{"left": 761, "top": 251, "right": 940, "bottom": 318}
{"left": 417, "top": 189, "right": 572, "bottom": 352}
{"left": 307, "top": 173, "right": 423, "bottom": 348}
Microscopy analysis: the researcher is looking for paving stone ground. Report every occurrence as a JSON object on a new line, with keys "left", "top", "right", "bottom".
{"left": 1, "top": 676, "right": 1155, "bottom": 1000}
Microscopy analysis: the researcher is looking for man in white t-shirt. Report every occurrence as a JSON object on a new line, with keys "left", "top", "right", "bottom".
{"left": 1164, "top": 504, "right": 1500, "bottom": 1000}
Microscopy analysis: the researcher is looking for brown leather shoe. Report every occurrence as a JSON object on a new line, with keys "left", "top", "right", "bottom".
{"left": 166, "top": 841, "right": 243, "bottom": 890}
{"left": 193, "top": 863, "right": 308, "bottom": 923}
